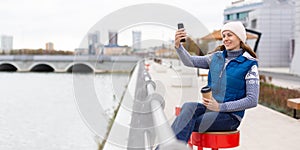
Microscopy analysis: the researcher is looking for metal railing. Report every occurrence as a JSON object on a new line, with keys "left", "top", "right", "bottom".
{"left": 127, "top": 60, "right": 189, "bottom": 150}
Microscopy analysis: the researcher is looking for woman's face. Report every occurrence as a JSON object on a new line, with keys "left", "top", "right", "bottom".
{"left": 222, "top": 30, "right": 241, "bottom": 50}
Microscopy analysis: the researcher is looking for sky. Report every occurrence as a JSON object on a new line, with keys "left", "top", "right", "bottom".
{"left": 0, "top": 0, "right": 237, "bottom": 50}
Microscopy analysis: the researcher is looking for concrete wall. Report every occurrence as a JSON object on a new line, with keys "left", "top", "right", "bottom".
{"left": 248, "top": 0, "right": 295, "bottom": 67}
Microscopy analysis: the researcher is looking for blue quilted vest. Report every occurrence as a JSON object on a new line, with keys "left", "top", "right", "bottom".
{"left": 207, "top": 50, "right": 258, "bottom": 118}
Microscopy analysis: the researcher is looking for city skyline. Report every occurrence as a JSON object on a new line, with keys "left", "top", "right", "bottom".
{"left": 0, "top": 0, "right": 236, "bottom": 50}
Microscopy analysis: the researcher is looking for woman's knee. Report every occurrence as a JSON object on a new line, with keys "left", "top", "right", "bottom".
{"left": 181, "top": 102, "right": 198, "bottom": 114}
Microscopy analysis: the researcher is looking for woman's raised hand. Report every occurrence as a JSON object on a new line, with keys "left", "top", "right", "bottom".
{"left": 174, "top": 29, "right": 186, "bottom": 49}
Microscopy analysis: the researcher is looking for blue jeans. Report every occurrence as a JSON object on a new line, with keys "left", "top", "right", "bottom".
{"left": 171, "top": 102, "right": 241, "bottom": 143}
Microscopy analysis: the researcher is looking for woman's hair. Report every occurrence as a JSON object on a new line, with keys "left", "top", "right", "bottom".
{"left": 210, "top": 42, "right": 257, "bottom": 58}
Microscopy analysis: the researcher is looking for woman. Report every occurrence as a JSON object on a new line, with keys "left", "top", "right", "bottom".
{"left": 172, "top": 21, "right": 260, "bottom": 143}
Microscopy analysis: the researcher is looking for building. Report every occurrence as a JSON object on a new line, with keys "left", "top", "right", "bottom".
{"left": 45, "top": 42, "right": 54, "bottom": 51}
{"left": 290, "top": 0, "right": 300, "bottom": 75}
{"left": 75, "top": 48, "right": 88, "bottom": 55}
{"left": 223, "top": 0, "right": 263, "bottom": 25}
{"left": 0, "top": 35, "right": 13, "bottom": 54}
{"left": 88, "top": 31, "right": 100, "bottom": 55}
{"left": 132, "top": 31, "right": 142, "bottom": 51}
{"left": 155, "top": 48, "right": 176, "bottom": 57}
{"left": 103, "top": 31, "right": 131, "bottom": 55}
{"left": 103, "top": 46, "right": 128, "bottom": 55}
{"left": 108, "top": 31, "right": 118, "bottom": 46}
{"left": 224, "top": 0, "right": 295, "bottom": 67}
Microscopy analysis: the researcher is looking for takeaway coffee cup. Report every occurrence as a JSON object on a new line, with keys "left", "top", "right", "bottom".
{"left": 201, "top": 86, "right": 212, "bottom": 99}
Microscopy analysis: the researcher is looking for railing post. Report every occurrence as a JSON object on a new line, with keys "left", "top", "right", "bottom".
{"left": 143, "top": 60, "right": 189, "bottom": 150}
{"left": 127, "top": 60, "right": 155, "bottom": 150}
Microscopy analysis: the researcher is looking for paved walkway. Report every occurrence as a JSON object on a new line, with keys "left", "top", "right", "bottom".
{"left": 148, "top": 61, "right": 300, "bottom": 150}
{"left": 103, "top": 60, "right": 300, "bottom": 150}
{"left": 259, "top": 67, "right": 300, "bottom": 90}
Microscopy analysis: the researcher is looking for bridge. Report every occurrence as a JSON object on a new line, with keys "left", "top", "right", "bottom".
{"left": 0, "top": 55, "right": 140, "bottom": 73}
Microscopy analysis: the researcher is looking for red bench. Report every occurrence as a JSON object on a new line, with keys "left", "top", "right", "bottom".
{"left": 175, "top": 106, "right": 240, "bottom": 150}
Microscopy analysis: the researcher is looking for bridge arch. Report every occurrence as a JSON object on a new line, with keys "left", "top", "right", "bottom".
{"left": 29, "top": 62, "right": 56, "bottom": 72}
{"left": 66, "top": 62, "right": 94, "bottom": 73}
{"left": 0, "top": 62, "right": 19, "bottom": 72}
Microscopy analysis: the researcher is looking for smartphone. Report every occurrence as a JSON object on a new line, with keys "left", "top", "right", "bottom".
{"left": 177, "top": 23, "right": 186, "bottom": 42}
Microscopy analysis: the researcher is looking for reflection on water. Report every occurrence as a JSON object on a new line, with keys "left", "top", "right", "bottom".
{"left": 0, "top": 72, "right": 129, "bottom": 150}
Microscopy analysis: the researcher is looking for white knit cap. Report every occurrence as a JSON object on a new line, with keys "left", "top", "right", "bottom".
{"left": 221, "top": 21, "right": 246, "bottom": 43}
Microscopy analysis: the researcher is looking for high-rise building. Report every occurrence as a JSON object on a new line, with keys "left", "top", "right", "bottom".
{"left": 0, "top": 35, "right": 13, "bottom": 53}
{"left": 223, "top": 0, "right": 262, "bottom": 25}
{"left": 224, "top": 0, "right": 295, "bottom": 67}
{"left": 88, "top": 31, "right": 100, "bottom": 55}
{"left": 132, "top": 31, "right": 141, "bottom": 51}
{"left": 108, "top": 31, "right": 118, "bottom": 46}
{"left": 46, "top": 42, "right": 54, "bottom": 51}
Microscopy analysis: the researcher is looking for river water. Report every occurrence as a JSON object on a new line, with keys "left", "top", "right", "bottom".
{"left": 0, "top": 72, "right": 130, "bottom": 150}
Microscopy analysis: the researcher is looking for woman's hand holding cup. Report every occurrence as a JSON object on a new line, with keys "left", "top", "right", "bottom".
{"left": 201, "top": 86, "right": 220, "bottom": 111}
